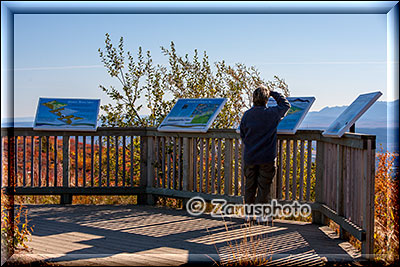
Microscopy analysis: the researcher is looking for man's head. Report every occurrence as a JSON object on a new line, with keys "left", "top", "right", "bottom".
{"left": 253, "top": 85, "right": 270, "bottom": 106}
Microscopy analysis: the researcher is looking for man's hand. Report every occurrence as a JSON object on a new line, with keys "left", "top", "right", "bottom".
{"left": 269, "top": 90, "right": 280, "bottom": 99}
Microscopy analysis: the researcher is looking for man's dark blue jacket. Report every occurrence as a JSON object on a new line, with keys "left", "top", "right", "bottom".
{"left": 240, "top": 91, "right": 291, "bottom": 165}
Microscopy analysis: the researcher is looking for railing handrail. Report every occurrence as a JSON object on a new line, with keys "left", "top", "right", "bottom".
{"left": 1, "top": 127, "right": 375, "bottom": 149}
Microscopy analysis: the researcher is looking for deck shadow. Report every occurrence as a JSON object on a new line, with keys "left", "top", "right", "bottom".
{"left": 11, "top": 204, "right": 361, "bottom": 266}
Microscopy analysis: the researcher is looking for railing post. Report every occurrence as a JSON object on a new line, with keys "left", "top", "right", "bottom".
{"left": 276, "top": 140, "right": 283, "bottom": 200}
{"left": 146, "top": 136, "right": 156, "bottom": 204}
{"left": 60, "top": 136, "right": 72, "bottom": 204}
{"left": 362, "top": 139, "right": 375, "bottom": 259}
{"left": 224, "top": 138, "right": 233, "bottom": 196}
{"left": 147, "top": 136, "right": 155, "bottom": 188}
{"left": 336, "top": 145, "right": 346, "bottom": 238}
{"left": 313, "top": 140, "right": 326, "bottom": 224}
{"left": 336, "top": 145, "right": 347, "bottom": 239}
{"left": 138, "top": 135, "right": 155, "bottom": 205}
{"left": 182, "top": 137, "right": 194, "bottom": 192}
{"left": 182, "top": 137, "right": 194, "bottom": 208}
{"left": 139, "top": 136, "right": 148, "bottom": 187}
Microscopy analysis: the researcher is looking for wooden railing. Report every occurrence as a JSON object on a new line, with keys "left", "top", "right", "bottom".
{"left": 1, "top": 127, "right": 376, "bottom": 256}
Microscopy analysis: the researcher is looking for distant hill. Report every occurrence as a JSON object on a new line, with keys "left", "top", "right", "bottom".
{"left": 300, "top": 99, "right": 399, "bottom": 129}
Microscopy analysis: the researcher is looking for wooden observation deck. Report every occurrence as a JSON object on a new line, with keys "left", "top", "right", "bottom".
{"left": 1, "top": 127, "right": 376, "bottom": 265}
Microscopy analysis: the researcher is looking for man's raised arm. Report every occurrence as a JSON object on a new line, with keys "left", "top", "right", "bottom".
{"left": 270, "top": 91, "right": 291, "bottom": 118}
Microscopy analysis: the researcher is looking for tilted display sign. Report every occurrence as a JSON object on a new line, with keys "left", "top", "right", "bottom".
{"left": 158, "top": 98, "right": 227, "bottom": 133}
{"left": 270, "top": 96, "right": 316, "bottom": 134}
{"left": 34, "top": 98, "right": 100, "bottom": 131}
{"left": 322, "top": 91, "right": 382, "bottom": 138}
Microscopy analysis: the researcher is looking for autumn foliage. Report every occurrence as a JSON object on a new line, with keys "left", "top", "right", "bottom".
{"left": 374, "top": 148, "right": 399, "bottom": 263}
{"left": 1, "top": 189, "right": 34, "bottom": 259}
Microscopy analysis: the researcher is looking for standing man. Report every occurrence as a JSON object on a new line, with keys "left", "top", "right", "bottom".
{"left": 240, "top": 85, "right": 290, "bottom": 222}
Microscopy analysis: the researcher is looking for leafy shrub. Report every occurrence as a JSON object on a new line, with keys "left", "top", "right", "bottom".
{"left": 1, "top": 189, "right": 34, "bottom": 257}
{"left": 374, "top": 148, "right": 399, "bottom": 264}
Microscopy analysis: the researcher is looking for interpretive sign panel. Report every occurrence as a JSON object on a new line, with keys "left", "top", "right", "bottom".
{"left": 158, "top": 98, "right": 227, "bottom": 132}
{"left": 34, "top": 98, "right": 100, "bottom": 131}
{"left": 271, "top": 96, "right": 316, "bottom": 134}
{"left": 322, "top": 91, "right": 382, "bottom": 138}
{"left": 236, "top": 96, "right": 315, "bottom": 134}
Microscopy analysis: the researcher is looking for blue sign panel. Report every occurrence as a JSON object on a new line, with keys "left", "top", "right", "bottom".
{"left": 158, "top": 98, "right": 227, "bottom": 132}
{"left": 268, "top": 96, "right": 316, "bottom": 134}
{"left": 33, "top": 98, "right": 100, "bottom": 131}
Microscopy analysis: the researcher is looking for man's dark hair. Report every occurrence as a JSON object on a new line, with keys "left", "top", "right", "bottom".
{"left": 253, "top": 85, "right": 270, "bottom": 106}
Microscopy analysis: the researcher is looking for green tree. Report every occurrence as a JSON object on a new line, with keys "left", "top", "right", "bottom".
{"left": 98, "top": 33, "right": 290, "bottom": 128}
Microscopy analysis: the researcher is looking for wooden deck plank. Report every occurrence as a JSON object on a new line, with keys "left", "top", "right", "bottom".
{"left": 9, "top": 205, "right": 362, "bottom": 266}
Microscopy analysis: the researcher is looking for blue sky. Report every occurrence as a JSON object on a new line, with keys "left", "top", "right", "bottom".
{"left": 13, "top": 13, "right": 388, "bottom": 118}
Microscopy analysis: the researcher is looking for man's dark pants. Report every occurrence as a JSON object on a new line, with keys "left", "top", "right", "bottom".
{"left": 244, "top": 161, "right": 276, "bottom": 204}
